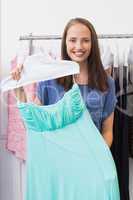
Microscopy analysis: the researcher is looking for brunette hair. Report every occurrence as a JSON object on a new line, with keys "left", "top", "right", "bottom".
{"left": 57, "top": 17, "right": 108, "bottom": 91}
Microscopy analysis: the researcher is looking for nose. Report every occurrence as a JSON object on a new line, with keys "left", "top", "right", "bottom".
{"left": 75, "top": 40, "right": 83, "bottom": 49}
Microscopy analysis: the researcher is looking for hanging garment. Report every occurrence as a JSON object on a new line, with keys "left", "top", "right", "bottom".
{"left": 1, "top": 57, "right": 79, "bottom": 160}
{"left": 18, "top": 83, "right": 120, "bottom": 200}
{"left": 127, "top": 42, "right": 133, "bottom": 157}
{"left": 6, "top": 86, "right": 36, "bottom": 160}
{"left": 111, "top": 68, "right": 129, "bottom": 200}
{"left": 6, "top": 56, "right": 36, "bottom": 160}
{"left": 99, "top": 39, "right": 114, "bottom": 70}
{"left": 6, "top": 90, "right": 26, "bottom": 160}
{"left": 106, "top": 39, "right": 131, "bottom": 200}
{"left": 37, "top": 76, "right": 117, "bottom": 131}
{"left": 128, "top": 116, "right": 133, "bottom": 157}
{"left": 1, "top": 55, "right": 79, "bottom": 92}
{"left": 0, "top": 89, "right": 8, "bottom": 137}
{"left": 16, "top": 39, "right": 61, "bottom": 65}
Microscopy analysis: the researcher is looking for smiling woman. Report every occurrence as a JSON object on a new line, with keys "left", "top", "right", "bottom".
{"left": 1, "top": 0, "right": 133, "bottom": 199}
{"left": 66, "top": 23, "right": 92, "bottom": 65}
{"left": 11, "top": 17, "right": 117, "bottom": 147}
{"left": 9, "top": 17, "right": 120, "bottom": 200}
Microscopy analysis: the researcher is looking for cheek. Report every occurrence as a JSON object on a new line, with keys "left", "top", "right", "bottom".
{"left": 66, "top": 45, "right": 70, "bottom": 55}
{"left": 86, "top": 43, "right": 91, "bottom": 51}
{"left": 66, "top": 43, "right": 73, "bottom": 56}
{"left": 66, "top": 42, "right": 73, "bottom": 50}
{"left": 86, "top": 44, "right": 91, "bottom": 55}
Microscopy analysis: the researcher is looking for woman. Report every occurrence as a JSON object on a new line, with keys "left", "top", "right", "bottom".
{"left": 12, "top": 18, "right": 116, "bottom": 148}
{"left": 35, "top": 18, "right": 116, "bottom": 147}
{"left": 63, "top": 18, "right": 116, "bottom": 147}
{"left": 11, "top": 18, "right": 119, "bottom": 200}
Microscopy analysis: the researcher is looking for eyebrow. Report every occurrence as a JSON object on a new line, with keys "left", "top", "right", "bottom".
{"left": 68, "top": 37, "right": 91, "bottom": 39}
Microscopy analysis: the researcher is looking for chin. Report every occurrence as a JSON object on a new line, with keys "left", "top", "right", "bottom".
{"left": 71, "top": 55, "right": 88, "bottom": 63}
{"left": 73, "top": 59, "right": 85, "bottom": 64}
{"left": 70, "top": 56, "right": 82, "bottom": 62}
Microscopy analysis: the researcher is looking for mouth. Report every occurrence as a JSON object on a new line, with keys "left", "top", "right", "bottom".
{"left": 73, "top": 51, "right": 85, "bottom": 57}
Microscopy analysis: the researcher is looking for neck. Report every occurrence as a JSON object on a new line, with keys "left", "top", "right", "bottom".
{"left": 74, "top": 62, "right": 89, "bottom": 84}
{"left": 79, "top": 62, "right": 88, "bottom": 74}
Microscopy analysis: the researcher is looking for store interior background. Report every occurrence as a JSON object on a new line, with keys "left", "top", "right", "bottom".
{"left": 1, "top": 0, "right": 133, "bottom": 76}
{"left": 1, "top": 0, "right": 133, "bottom": 200}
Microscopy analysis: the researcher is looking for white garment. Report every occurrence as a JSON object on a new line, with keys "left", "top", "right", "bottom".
{"left": 16, "top": 40, "right": 61, "bottom": 65}
{"left": 0, "top": 90, "right": 8, "bottom": 136}
{"left": 128, "top": 41, "right": 133, "bottom": 65}
{"left": 128, "top": 42, "right": 133, "bottom": 84}
{"left": 99, "top": 40, "right": 114, "bottom": 69}
{"left": 1, "top": 54, "right": 79, "bottom": 92}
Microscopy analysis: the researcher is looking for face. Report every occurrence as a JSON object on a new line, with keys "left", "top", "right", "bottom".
{"left": 66, "top": 23, "right": 92, "bottom": 65}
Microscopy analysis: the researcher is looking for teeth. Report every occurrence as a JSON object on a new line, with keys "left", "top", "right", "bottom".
{"left": 74, "top": 52, "right": 84, "bottom": 56}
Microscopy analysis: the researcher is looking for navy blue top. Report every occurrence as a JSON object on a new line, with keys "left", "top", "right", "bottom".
{"left": 37, "top": 76, "right": 117, "bottom": 131}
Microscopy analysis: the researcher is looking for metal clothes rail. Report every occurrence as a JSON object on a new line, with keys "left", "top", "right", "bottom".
{"left": 19, "top": 33, "right": 133, "bottom": 55}
{"left": 19, "top": 33, "right": 133, "bottom": 41}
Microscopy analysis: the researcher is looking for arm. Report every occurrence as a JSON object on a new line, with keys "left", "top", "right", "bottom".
{"left": 11, "top": 64, "right": 27, "bottom": 102}
{"left": 14, "top": 87, "right": 27, "bottom": 102}
{"left": 11, "top": 64, "right": 23, "bottom": 80}
{"left": 14, "top": 85, "right": 43, "bottom": 105}
{"left": 34, "top": 96, "right": 42, "bottom": 105}
{"left": 101, "top": 76, "right": 117, "bottom": 147}
{"left": 11, "top": 65, "right": 47, "bottom": 105}
{"left": 101, "top": 112, "right": 114, "bottom": 147}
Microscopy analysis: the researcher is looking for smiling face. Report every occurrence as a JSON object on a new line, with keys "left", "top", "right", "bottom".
{"left": 66, "top": 23, "right": 92, "bottom": 65}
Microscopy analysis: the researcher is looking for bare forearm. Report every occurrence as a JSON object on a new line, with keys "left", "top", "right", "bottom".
{"left": 14, "top": 87, "right": 27, "bottom": 102}
{"left": 102, "top": 131, "right": 113, "bottom": 148}
{"left": 101, "top": 112, "right": 114, "bottom": 148}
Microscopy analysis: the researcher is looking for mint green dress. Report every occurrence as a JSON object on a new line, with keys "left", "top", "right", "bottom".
{"left": 18, "top": 83, "right": 120, "bottom": 200}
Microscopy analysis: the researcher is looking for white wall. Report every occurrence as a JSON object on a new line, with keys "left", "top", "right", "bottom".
{"left": 1, "top": 0, "right": 133, "bottom": 77}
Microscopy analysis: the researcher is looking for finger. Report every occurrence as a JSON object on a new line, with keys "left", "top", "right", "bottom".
{"left": 15, "top": 73, "right": 20, "bottom": 81}
{"left": 11, "top": 71, "right": 17, "bottom": 80}
{"left": 13, "top": 71, "right": 19, "bottom": 80}
{"left": 18, "top": 68, "right": 21, "bottom": 73}
{"left": 10, "top": 71, "right": 16, "bottom": 80}
{"left": 17, "top": 64, "right": 23, "bottom": 72}
{"left": 10, "top": 68, "right": 21, "bottom": 80}
{"left": 14, "top": 72, "right": 18, "bottom": 80}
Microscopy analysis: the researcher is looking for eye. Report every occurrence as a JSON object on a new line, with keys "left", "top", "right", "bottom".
{"left": 69, "top": 38, "right": 76, "bottom": 42}
{"left": 83, "top": 38, "right": 91, "bottom": 43}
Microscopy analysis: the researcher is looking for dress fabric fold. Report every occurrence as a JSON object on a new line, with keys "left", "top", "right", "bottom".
{"left": 18, "top": 83, "right": 120, "bottom": 200}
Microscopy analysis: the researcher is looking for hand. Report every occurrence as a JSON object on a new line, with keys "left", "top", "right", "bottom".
{"left": 10, "top": 64, "right": 23, "bottom": 81}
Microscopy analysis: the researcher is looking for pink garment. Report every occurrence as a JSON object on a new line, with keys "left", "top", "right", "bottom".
{"left": 6, "top": 57, "right": 36, "bottom": 160}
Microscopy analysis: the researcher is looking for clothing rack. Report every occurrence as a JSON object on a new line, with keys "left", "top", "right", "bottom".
{"left": 19, "top": 33, "right": 133, "bottom": 40}
{"left": 19, "top": 33, "right": 133, "bottom": 55}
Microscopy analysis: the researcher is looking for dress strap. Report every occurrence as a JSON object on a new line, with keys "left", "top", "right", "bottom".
{"left": 72, "top": 75, "right": 76, "bottom": 84}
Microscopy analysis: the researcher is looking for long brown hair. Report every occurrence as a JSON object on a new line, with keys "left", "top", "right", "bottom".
{"left": 57, "top": 17, "right": 108, "bottom": 91}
